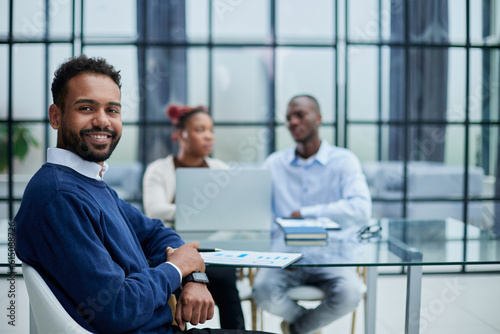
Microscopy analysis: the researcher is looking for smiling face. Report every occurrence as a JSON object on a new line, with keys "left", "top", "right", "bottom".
{"left": 178, "top": 112, "right": 214, "bottom": 158}
{"left": 286, "top": 96, "right": 322, "bottom": 143}
{"left": 49, "top": 73, "right": 122, "bottom": 165}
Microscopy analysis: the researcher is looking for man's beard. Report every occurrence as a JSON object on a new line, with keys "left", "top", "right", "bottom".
{"left": 61, "top": 126, "right": 120, "bottom": 163}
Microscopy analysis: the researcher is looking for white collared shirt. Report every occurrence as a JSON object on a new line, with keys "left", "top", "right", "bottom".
{"left": 47, "top": 147, "right": 108, "bottom": 181}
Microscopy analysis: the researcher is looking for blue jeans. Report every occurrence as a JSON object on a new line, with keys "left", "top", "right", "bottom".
{"left": 252, "top": 267, "right": 364, "bottom": 334}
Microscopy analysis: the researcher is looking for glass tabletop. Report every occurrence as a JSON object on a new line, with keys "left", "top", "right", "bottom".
{"left": 179, "top": 218, "right": 500, "bottom": 267}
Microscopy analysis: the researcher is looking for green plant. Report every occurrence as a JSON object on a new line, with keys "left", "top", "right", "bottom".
{"left": 0, "top": 124, "right": 39, "bottom": 172}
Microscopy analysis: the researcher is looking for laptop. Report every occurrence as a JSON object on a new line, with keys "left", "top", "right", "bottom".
{"left": 175, "top": 168, "right": 273, "bottom": 232}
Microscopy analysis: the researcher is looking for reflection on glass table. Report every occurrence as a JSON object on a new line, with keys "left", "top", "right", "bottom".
{"left": 179, "top": 218, "right": 500, "bottom": 334}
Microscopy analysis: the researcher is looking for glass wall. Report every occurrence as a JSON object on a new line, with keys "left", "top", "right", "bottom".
{"left": 2, "top": 0, "right": 500, "bottom": 269}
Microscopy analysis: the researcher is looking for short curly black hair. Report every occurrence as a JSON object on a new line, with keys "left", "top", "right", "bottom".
{"left": 51, "top": 55, "right": 121, "bottom": 110}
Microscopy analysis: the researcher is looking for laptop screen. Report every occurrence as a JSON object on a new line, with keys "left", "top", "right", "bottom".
{"left": 175, "top": 168, "right": 273, "bottom": 232}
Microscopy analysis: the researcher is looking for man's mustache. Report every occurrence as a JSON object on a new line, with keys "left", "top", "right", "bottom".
{"left": 80, "top": 127, "right": 117, "bottom": 138}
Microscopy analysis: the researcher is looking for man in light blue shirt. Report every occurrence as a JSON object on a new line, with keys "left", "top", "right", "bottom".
{"left": 252, "top": 95, "right": 372, "bottom": 334}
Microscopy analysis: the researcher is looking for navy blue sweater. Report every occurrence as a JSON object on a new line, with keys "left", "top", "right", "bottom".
{"left": 15, "top": 163, "right": 184, "bottom": 333}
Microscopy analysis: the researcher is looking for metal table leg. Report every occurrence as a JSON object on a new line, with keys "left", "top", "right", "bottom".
{"left": 365, "top": 266, "right": 378, "bottom": 334}
{"left": 405, "top": 265, "right": 422, "bottom": 334}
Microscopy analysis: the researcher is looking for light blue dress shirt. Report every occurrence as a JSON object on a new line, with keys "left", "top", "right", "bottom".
{"left": 263, "top": 140, "right": 372, "bottom": 227}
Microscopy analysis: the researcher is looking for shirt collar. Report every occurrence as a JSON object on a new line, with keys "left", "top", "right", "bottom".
{"left": 288, "top": 140, "right": 330, "bottom": 166}
{"left": 47, "top": 148, "right": 108, "bottom": 181}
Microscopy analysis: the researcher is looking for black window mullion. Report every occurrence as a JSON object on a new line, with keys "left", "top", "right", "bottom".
{"left": 334, "top": 0, "right": 339, "bottom": 146}
{"left": 343, "top": 0, "right": 348, "bottom": 148}
{"left": 7, "top": 0, "right": 14, "bottom": 222}
{"left": 377, "top": 0, "right": 382, "bottom": 161}
{"left": 270, "top": 0, "right": 276, "bottom": 155}
{"left": 462, "top": 0, "right": 472, "bottom": 271}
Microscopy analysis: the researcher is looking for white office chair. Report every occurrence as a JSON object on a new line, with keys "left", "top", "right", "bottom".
{"left": 285, "top": 285, "right": 325, "bottom": 334}
{"left": 284, "top": 267, "right": 368, "bottom": 334}
{"left": 22, "top": 262, "right": 94, "bottom": 334}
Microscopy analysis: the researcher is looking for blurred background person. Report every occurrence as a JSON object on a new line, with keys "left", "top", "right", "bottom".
{"left": 143, "top": 104, "right": 245, "bottom": 330}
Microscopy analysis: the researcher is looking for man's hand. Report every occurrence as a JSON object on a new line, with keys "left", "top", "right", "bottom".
{"left": 175, "top": 282, "right": 214, "bottom": 331}
{"left": 291, "top": 210, "right": 302, "bottom": 218}
{"left": 166, "top": 241, "right": 205, "bottom": 276}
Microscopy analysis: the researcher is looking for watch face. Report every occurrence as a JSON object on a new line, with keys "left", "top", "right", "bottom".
{"left": 192, "top": 272, "right": 205, "bottom": 280}
{"left": 192, "top": 272, "right": 209, "bottom": 283}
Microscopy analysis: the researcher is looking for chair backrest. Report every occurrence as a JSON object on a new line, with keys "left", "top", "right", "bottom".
{"left": 22, "top": 262, "right": 94, "bottom": 334}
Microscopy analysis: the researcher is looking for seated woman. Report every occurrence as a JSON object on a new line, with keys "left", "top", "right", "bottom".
{"left": 143, "top": 104, "right": 245, "bottom": 330}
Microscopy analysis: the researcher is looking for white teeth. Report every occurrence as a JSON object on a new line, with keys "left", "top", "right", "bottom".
{"left": 90, "top": 135, "right": 107, "bottom": 139}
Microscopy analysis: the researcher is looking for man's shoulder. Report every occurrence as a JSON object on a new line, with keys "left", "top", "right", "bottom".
{"left": 26, "top": 163, "right": 101, "bottom": 198}
{"left": 322, "top": 143, "right": 359, "bottom": 160}
{"left": 264, "top": 147, "right": 294, "bottom": 165}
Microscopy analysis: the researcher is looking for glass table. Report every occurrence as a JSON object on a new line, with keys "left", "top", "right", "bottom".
{"left": 179, "top": 218, "right": 500, "bottom": 334}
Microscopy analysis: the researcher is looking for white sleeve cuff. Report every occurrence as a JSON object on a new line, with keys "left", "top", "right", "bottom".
{"left": 166, "top": 261, "right": 183, "bottom": 286}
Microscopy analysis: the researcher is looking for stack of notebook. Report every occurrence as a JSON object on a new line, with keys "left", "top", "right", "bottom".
{"left": 276, "top": 217, "right": 339, "bottom": 246}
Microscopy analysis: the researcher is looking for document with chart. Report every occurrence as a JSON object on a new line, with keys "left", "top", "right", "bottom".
{"left": 201, "top": 250, "right": 302, "bottom": 268}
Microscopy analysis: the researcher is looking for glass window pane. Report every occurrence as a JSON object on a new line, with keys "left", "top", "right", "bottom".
{"left": 276, "top": 48, "right": 335, "bottom": 123}
{"left": 407, "top": 201, "right": 464, "bottom": 221}
{"left": 447, "top": 48, "right": 467, "bottom": 122}
{"left": 474, "top": 201, "right": 497, "bottom": 232}
{"left": 372, "top": 202, "right": 403, "bottom": 219}
{"left": 140, "top": 47, "right": 188, "bottom": 122}
{"left": 186, "top": 0, "right": 208, "bottom": 42}
{"left": 84, "top": 46, "right": 139, "bottom": 122}
{"left": 106, "top": 125, "right": 140, "bottom": 201}
{"left": 469, "top": 0, "right": 483, "bottom": 44}
{"left": 348, "top": 0, "right": 381, "bottom": 42}
{"left": 448, "top": 0, "right": 466, "bottom": 44}
{"left": 13, "top": 0, "right": 46, "bottom": 39}
{"left": 0, "top": 46, "right": 7, "bottom": 119}
{"left": 48, "top": 0, "right": 73, "bottom": 39}
{"left": 389, "top": 48, "right": 467, "bottom": 123}
{"left": 213, "top": 126, "right": 270, "bottom": 165}
{"left": 0, "top": 0, "right": 9, "bottom": 38}
{"left": 408, "top": 47, "right": 450, "bottom": 122}
{"left": 12, "top": 123, "right": 45, "bottom": 198}
{"left": 144, "top": 124, "right": 176, "bottom": 164}
{"left": 108, "top": 125, "right": 139, "bottom": 163}
{"left": 0, "top": 203, "right": 6, "bottom": 220}
{"left": 444, "top": 125, "right": 465, "bottom": 165}
{"left": 143, "top": 1, "right": 187, "bottom": 43}
{"left": 470, "top": 125, "right": 498, "bottom": 178}
{"left": 0, "top": 128, "right": 6, "bottom": 174}
{"left": 83, "top": 0, "right": 136, "bottom": 40}
{"left": 212, "top": 48, "right": 271, "bottom": 122}
{"left": 319, "top": 126, "right": 335, "bottom": 147}
{"left": 469, "top": 49, "right": 500, "bottom": 122}
{"left": 347, "top": 125, "right": 378, "bottom": 162}
{"left": 347, "top": 46, "right": 378, "bottom": 121}
{"left": 13, "top": 44, "right": 45, "bottom": 120}
{"left": 409, "top": 0, "right": 466, "bottom": 44}
{"left": 47, "top": 44, "right": 73, "bottom": 106}
{"left": 276, "top": 0, "right": 334, "bottom": 44}
{"left": 469, "top": 0, "right": 499, "bottom": 45}
{"left": 276, "top": 125, "right": 294, "bottom": 152}
{"left": 212, "top": 0, "right": 270, "bottom": 43}
{"left": 187, "top": 47, "right": 209, "bottom": 107}
{"left": 380, "top": 46, "right": 391, "bottom": 121}
{"left": 408, "top": 0, "right": 458, "bottom": 45}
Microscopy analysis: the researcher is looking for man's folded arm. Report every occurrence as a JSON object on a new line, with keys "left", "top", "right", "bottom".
{"left": 116, "top": 195, "right": 184, "bottom": 266}
{"left": 38, "top": 193, "right": 180, "bottom": 333}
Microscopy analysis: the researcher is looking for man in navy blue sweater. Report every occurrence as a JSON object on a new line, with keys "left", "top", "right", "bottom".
{"left": 15, "top": 55, "right": 270, "bottom": 334}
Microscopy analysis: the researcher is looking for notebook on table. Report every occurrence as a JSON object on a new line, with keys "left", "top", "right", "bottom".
{"left": 175, "top": 168, "right": 273, "bottom": 232}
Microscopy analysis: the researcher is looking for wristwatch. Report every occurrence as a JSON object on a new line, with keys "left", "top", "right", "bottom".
{"left": 182, "top": 272, "right": 210, "bottom": 286}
